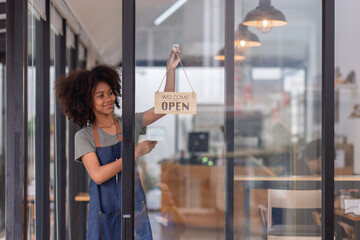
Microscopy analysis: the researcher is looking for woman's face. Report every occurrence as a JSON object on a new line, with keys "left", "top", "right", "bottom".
{"left": 92, "top": 81, "right": 116, "bottom": 116}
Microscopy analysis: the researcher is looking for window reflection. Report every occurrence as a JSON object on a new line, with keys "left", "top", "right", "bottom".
{"left": 136, "top": 0, "right": 323, "bottom": 239}
{"left": 50, "top": 27, "right": 57, "bottom": 240}
{"left": 334, "top": 0, "right": 360, "bottom": 239}
{"left": 27, "top": 5, "right": 39, "bottom": 240}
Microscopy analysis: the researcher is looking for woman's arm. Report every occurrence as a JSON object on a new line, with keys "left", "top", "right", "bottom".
{"left": 81, "top": 152, "right": 122, "bottom": 185}
{"left": 81, "top": 140, "right": 157, "bottom": 185}
{"left": 143, "top": 45, "right": 181, "bottom": 127}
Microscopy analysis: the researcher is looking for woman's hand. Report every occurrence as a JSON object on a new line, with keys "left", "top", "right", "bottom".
{"left": 142, "top": 45, "right": 181, "bottom": 127}
{"left": 135, "top": 140, "right": 158, "bottom": 158}
{"left": 167, "top": 44, "right": 182, "bottom": 70}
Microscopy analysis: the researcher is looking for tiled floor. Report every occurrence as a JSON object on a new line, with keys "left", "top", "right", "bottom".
{"left": 149, "top": 212, "right": 264, "bottom": 240}
{"left": 0, "top": 213, "right": 264, "bottom": 240}
{"left": 149, "top": 212, "right": 224, "bottom": 239}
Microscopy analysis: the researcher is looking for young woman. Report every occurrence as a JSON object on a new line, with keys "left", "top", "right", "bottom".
{"left": 55, "top": 45, "right": 181, "bottom": 239}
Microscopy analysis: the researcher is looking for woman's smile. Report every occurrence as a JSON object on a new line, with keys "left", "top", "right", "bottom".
{"left": 104, "top": 103, "right": 113, "bottom": 109}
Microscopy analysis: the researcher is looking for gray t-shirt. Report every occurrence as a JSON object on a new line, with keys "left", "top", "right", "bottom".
{"left": 74, "top": 113, "right": 145, "bottom": 162}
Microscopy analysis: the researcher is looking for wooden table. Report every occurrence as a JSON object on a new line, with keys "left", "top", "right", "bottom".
{"left": 335, "top": 209, "right": 360, "bottom": 239}
{"left": 235, "top": 175, "right": 360, "bottom": 239}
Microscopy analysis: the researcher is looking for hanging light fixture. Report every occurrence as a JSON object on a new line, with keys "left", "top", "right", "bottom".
{"left": 243, "top": 0, "right": 287, "bottom": 33}
{"left": 214, "top": 23, "right": 261, "bottom": 61}
{"left": 234, "top": 23, "right": 261, "bottom": 48}
{"left": 214, "top": 47, "right": 245, "bottom": 61}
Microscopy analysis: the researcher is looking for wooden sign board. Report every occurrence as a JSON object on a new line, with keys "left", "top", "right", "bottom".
{"left": 155, "top": 92, "right": 197, "bottom": 115}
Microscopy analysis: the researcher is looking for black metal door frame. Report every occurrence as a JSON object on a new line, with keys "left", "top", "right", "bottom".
{"left": 322, "top": 0, "right": 335, "bottom": 239}
{"left": 54, "top": 18, "right": 67, "bottom": 240}
{"left": 5, "top": 0, "right": 28, "bottom": 239}
{"left": 225, "top": 0, "right": 235, "bottom": 239}
{"left": 35, "top": 0, "right": 51, "bottom": 239}
{"left": 122, "top": 0, "right": 136, "bottom": 239}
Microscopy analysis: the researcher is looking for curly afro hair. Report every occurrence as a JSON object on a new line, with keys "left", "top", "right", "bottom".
{"left": 55, "top": 65, "right": 121, "bottom": 127}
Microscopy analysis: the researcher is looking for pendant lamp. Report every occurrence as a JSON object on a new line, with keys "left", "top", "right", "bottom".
{"left": 235, "top": 23, "right": 261, "bottom": 48}
{"left": 243, "top": 0, "right": 287, "bottom": 33}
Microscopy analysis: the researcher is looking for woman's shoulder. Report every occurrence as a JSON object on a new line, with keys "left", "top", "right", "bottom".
{"left": 74, "top": 125, "right": 95, "bottom": 161}
{"left": 75, "top": 125, "right": 94, "bottom": 141}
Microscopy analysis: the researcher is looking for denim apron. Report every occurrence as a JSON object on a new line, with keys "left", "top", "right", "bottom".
{"left": 86, "top": 117, "right": 153, "bottom": 240}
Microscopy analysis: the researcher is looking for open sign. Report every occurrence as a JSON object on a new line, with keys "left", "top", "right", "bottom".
{"left": 154, "top": 92, "right": 197, "bottom": 115}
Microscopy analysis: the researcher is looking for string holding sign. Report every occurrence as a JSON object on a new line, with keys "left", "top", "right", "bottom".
{"left": 155, "top": 45, "right": 197, "bottom": 115}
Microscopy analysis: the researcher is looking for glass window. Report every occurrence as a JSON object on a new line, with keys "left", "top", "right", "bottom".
{"left": 27, "top": 5, "right": 40, "bottom": 240}
{"left": 234, "top": 1, "right": 322, "bottom": 238}
{"left": 135, "top": 1, "right": 226, "bottom": 239}
{"left": 50, "top": 25, "right": 59, "bottom": 240}
{"left": 135, "top": 0, "right": 322, "bottom": 239}
{"left": 334, "top": 0, "right": 360, "bottom": 239}
{"left": 64, "top": 38, "right": 75, "bottom": 239}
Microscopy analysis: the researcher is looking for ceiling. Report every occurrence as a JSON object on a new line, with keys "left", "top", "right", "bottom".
{"left": 65, "top": 0, "right": 123, "bottom": 65}
{"left": 64, "top": 0, "right": 322, "bottom": 66}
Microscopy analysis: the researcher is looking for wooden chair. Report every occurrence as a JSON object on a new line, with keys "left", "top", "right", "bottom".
{"left": 258, "top": 205, "right": 268, "bottom": 240}
{"left": 267, "top": 189, "right": 321, "bottom": 240}
{"left": 312, "top": 211, "right": 321, "bottom": 227}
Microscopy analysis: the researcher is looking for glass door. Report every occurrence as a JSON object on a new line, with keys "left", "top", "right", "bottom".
{"left": 133, "top": 0, "right": 323, "bottom": 239}
{"left": 233, "top": 1, "right": 322, "bottom": 239}
{"left": 135, "top": 1, "right": 226, "bottom": 239}
{"left": 334, "top": 1, "right": 360, "bottom": 239}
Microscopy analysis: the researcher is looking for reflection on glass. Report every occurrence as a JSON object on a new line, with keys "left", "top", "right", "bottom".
{"left": 136, "top": 0, "right": 226, "bottom": 239}
{"left": 27, "top": 5, "right": 38, "bottom": 240}
{"left": 334, "top": 1, "right": 360, "bottom": 239}
{"left": 64, "top": 45, "right": 72, "bottom": 239}
{"left": 50, "top": 27, "right": 57, "bottom": 240}
{"left": 234, "top": 0, "right": 322, "bottom": 239}
{"left": 135, "top": 0, "right": 323, "bottom": 239}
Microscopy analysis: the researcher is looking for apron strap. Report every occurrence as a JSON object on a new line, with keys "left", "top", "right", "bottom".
{"left": 92, "top": 125, "right": 101, "bottom": 148}
{"left": 114, "top": 117, "right": 122, "bottom": 142}
{"left": 92, "top": 116, "right": 122, "bottom": 148}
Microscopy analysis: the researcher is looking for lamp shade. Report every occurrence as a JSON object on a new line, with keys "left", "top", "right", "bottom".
{"left": 235, "top": 24, "right": 261, "bottom": 48}
{"left": 243, "top": 0, "right": 287, "bottom": 33}
{"left": 214, "top": 47, "right": 245, "bottom": 61}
